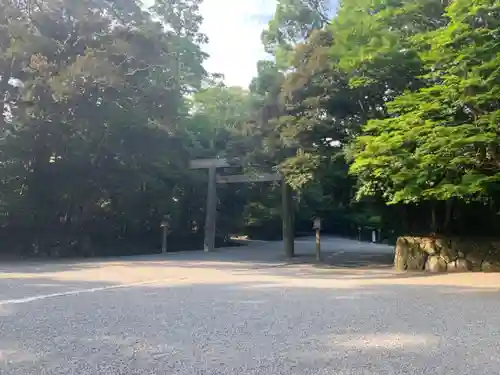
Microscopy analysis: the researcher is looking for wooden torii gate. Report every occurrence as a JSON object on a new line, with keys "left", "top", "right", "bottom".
{"left": 189, "top": 158, "right": 295, "bottom": 258}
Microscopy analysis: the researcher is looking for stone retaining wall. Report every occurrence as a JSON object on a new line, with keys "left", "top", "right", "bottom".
{"left": 394, "top": 236, "right": 500, "bottom": 272}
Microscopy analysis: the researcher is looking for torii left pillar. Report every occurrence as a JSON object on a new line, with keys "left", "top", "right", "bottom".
{"left": 204, "top": 166, "right": 217, "bottom": 252}
{"left": 190, "top": 158, "right": 232, "bottom": 252}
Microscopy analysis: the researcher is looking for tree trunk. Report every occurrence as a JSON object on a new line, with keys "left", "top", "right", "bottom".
{"left": 430, "top": 202, "right": 437, "bottom": 234}
{"left": 443, "top": 199, "right": 453, "bottom": 234}
{"left": 402, "top": 204, "right": 410, "bottom": 233}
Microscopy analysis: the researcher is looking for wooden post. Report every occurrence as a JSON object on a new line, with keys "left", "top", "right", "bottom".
{"left": 313, "top": 217, "right": 321, "bottom": 262}
{"left": 161, "top": 217, "right": 169, "bottom": 254}
{"left": 282, "top": 181, "right": 294, "bottom": 258}
{"left": 316, "top": 228, "right": 321, "bottom": 262}
{"left": 162, "top": 226, "right": 168, "bottom": 253}
{"left": 204, "top": 167, "right": 217, "bottom": 252}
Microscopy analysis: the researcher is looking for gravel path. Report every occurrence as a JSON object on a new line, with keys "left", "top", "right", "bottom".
{"left": 1, "top": 238, "right": 500, "bottom": 374}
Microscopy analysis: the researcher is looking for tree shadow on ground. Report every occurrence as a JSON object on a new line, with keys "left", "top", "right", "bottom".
{"left": 0, "top": 240, "right": 491, "bottom": 287}
{"left": 0, "top": 237, "right": 396, "bottom": 272}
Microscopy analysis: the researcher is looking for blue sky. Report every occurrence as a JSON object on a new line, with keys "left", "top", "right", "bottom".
{"left": 199, "top": 0, "right": 275, "bottom": 88}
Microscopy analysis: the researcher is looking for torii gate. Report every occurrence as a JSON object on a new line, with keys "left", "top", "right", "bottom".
{"left": 189, "top": 158, "right": 295, "bottom": 258}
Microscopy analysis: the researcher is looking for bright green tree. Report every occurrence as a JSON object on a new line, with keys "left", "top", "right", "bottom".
{"left": 350, "top": 0, "right": 500, "bottom": 231}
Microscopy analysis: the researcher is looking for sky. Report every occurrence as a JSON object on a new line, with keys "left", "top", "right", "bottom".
{"left": 199, "top": 0, "right": 275, "bottom": 88}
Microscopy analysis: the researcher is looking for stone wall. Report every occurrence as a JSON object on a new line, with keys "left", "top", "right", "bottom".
{"left": 394, "top": 236, "right": 500, "bottom": 272}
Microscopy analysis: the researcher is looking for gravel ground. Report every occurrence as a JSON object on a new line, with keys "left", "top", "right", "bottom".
{"left": 1, "top": 237, "right": 500, "bottom": 374}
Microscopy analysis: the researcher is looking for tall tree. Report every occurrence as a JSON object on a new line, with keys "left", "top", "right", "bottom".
{"left": 349, "top": 0, "right": 500, "bottom": 233}
{"left": 0, "top": 0, "right": 208, "bottom": 255}
{"left": 189, "top": 85, "right": 253, "bottom": 157}
{"left": 262, "top": 0, "right": 333, "bottom": 69}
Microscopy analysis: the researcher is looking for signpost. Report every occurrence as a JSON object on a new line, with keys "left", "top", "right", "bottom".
{"left": 313, "top": 217, "right": 322, "bottom": 262}
{"left": 160, "top": 216, "right": 170, "bottom": 253}
{"left": 189, "top": 158, "right": 294, "bottom": 257}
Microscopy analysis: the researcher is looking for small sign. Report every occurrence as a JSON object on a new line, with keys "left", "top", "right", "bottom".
{"left": 161, "top": 215, "right": 170, "bottom": 228}
{"left": 313, "top": 217, "right": 322, "bottom": 230}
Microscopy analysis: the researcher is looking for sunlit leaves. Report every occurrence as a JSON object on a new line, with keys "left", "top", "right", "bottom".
{"left": 350, "top": 0, "right": 500, "bottom": 204}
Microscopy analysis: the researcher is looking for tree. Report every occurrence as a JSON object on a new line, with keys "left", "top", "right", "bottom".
{"left": 245, "top": 0, "right": 466, "bottom": 237}
{"left": 188, "top": 86, "right": 253, "bottom": 157}
{"left": 0, "top": 0, "right": 208, "bottom": 255}
{"left": 261, "top": 0, "right": 333, "bottom": 69}
{"left": 350, "top": 0, "right": 500, "bottom": 233}
{"left": 245, "top": 0, "right": 500, "bottom": 237}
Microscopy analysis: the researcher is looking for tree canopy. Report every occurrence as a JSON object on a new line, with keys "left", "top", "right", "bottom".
{"left": 246, "top": 0, "right": 500, "bottom": 236}
{"left": 1, "top": 0, "right": 499, "bottom": 257}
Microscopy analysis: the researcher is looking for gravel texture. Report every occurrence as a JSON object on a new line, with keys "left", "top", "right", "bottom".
{"left": 1, "top": 237, "right": 500, "bottom": 374}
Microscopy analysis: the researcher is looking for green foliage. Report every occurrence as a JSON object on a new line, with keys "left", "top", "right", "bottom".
{"left": 247, "top": 0, "right": 500, "bottom": 236}
{"left": 350, "top": 0, "right": 500, "bottom": 204}
{"left": 2, "top": 0, "right": 500, "bottom": 258}
{"left": 0, "top": 0, "right": 210, "bottom": 256}
{"left": 189, "top": 86, "right": 253, "bottom": 157}
{"left": 261, "top": 0, "right": 332, "bottom": 69}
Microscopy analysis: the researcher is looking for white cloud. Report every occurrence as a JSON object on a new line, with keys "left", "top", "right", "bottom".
{"left": 143, "top": 0, "right": 275, "bottom": 88}
{"left": 199, "top": 0, "right": 275, "bottom": 88}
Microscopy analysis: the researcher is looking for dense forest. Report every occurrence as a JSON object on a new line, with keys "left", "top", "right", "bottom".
{"left": 0, "top": 0, "right": 499, "bottom": 257}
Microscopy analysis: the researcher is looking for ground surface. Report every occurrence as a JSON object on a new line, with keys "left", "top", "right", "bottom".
{"left": 1, "top": 236, "right": 500, "bottom": 374}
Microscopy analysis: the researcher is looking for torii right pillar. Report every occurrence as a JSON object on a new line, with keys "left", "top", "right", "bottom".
{"left": 281, "top": 180, "right": 295, "bottom": 258}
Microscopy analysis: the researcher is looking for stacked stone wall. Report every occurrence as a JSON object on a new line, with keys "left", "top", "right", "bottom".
{"left": 394, "top": 236, "right": 500, "bottom": 272}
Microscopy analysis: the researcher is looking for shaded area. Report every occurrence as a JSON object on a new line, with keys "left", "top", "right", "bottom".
{"left": 0, "top": 273, "right": 500, "bottom": 374}
{"left": 293, "top": 251, "right": 394, "bottom": 268}
{"left": 0, "top": 235, "right": 394, "bottom": 272}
